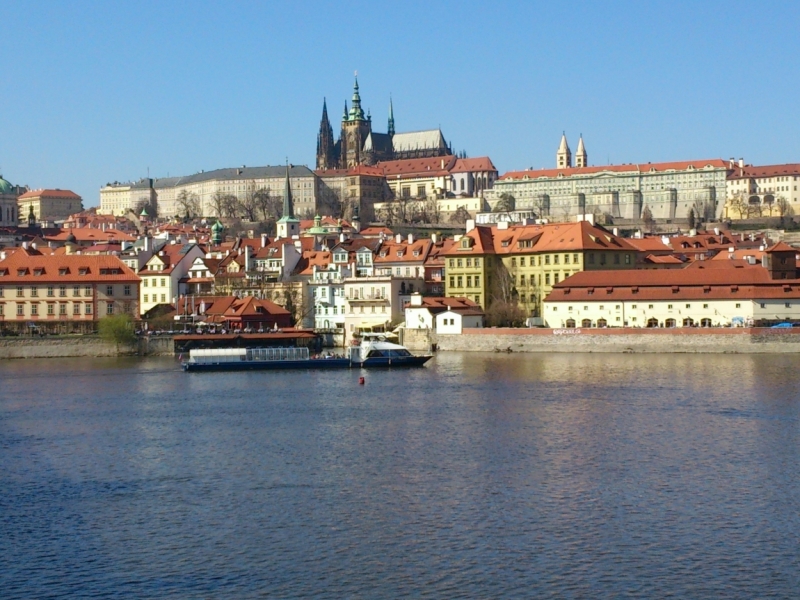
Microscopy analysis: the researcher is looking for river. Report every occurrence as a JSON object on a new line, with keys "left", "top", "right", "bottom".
{"left": 1, "top": 353, "right": 799, "bottom": 598}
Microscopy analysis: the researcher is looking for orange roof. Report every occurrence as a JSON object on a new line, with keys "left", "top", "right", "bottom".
{"left": 375, "top": 239, "right": 432, "bottom": 264}
{"left": 0, "top": 249, "right": 139, "bottom": 282}
{"left": 710, "top": 249, "right": 765, "bottom": 261}
{"left": 47, "top": 227, "right": 136, "bottom": 243}
{"left": 625, "top": 237, "right": 674, "bottom": 253}
{"left": 500, "top": 159, "right": 730, "bottom": 181}
{"left": 360, "top": 226, "right": 393, "bottom": 236}
{"left": 378, "top": 155, "right": 457, "bottom": 177}
{"left": 766, "top": 241, "right": 797, "bottom": 253}
{"left": 18, "top": 189, "right": 82, "bottom": 200}
{"left": 728, "top": 163, "right": 800, "bottom": 180}
{"left": 451, "top": 157, "right": 497, "bottom": 173}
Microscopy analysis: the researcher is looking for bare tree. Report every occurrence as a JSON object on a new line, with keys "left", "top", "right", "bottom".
{"left": 237, "top": 186, "right": 261, "bottom": 222}
{"left": 255, "top": 187, "right": 282, "bottom": 221}
{"left": 641, "top": 205, "right": 655, "bottom": 233}
{"left": 776, "top": 196, "right": 794, "bottom": 218}
{"left": 727, "top": 193, "right": 746, "bottom": 220}
{"left": 177, "top": 190, "right": 201, "bottom": 219}
{"left": 318, "top": 187, "right": 343, "bottom": 217}
{"left": 209, "top": 191, "right": 228, "bottom": 219}
{"left": 493, "top": 193, "right": 515, "bottom": 213}
{"left": 449, "top": 206, "right": 472, "bottom": 225}
{"left": 531, "top": 194, "right": 549, "bottom": 218}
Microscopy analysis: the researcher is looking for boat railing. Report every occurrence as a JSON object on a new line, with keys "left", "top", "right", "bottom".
{"left": 246, "top": 347, "right": 309, "bottom": 362}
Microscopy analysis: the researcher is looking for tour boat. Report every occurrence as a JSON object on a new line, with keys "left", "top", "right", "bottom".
{"left": 181, "top": 335, "right": 431, "bottom": 372}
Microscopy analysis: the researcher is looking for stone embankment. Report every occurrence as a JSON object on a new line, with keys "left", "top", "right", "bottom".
{"left": 402, "top": 327, "right": 800, "bottom": 354}
{"left": 0, "top": 335, "right": 176, "bottom": 359}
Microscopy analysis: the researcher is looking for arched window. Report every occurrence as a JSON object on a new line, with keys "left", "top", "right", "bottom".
{"left": 647, "top": 317, "right": 659, "bottom": 328}
{"left": 460, "top": 179, "right": 464, "bottom": 191}
{"left": 581, "top": 319, "right": 592, "bottom": 328}
{"left": 597, "top": 318, "right": 607, "bottom": 328}
{"left": 665, "top": 318, "right": 677, "bottom": 328}
{"left": 683, "top": 318, "right": 694, "bottom": 327}
{"left": 701, "top": 318, "right": 712, "bottom": 327}
{"left": 565, "top": 318, "right": 576, "bottom": 328}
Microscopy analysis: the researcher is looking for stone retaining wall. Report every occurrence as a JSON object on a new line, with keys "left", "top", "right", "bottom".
{"left": 433, "top": 327, "right": 800, "bottom": 353}
{"left": 0, "top": 336, "right": 135, "bottom": 359}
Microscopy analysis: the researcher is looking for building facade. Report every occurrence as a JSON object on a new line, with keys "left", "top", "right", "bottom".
{"left": 725, "top": 162, "right": 800, "bottom": 219}
{"left": 0, "top": 250, "right": 139, "bottom": 333}
{"left": 0, "top": 174, "right": 24, "bottom": 227}
{"left": 17, "top": 189, "right": 83, "bottom": 224}
{"left": 488, "top": 141, "right": 730, "bottom": 222}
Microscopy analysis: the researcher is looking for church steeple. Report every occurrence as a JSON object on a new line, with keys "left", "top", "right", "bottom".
{"left": 343, "top": 100, "right": 348, "bottom": 121}
{"left": 276, "top": 163, "right": 300, "bottom": 240}
{"left": 316, "top": 98, "right": 337, "bottom": 170}
{"left": 387, "top": 96, "right": 395, "bottom": 137}
{"left": 348, "top": 75, "right": 365, "bottom": 121}
{"left": 575, "top": 134, "right": 587, "bottom": 168}
{"left": 557, "top": 132, "right": 572, "bottom": 169}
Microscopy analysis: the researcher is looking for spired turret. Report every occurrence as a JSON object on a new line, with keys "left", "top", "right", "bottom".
{"left": 387, "top": 96, "right": 395, "bottom": 137}
{"left": 575, "top": 135, "right": 587, "bottom": 168}
{"left": 557, "top": 132, "right": 572, "bottom": 169}
{"left": 211, "top": 220, "right": 224, "bottom": 245}
{"left": 276, "top": 164, "right": 300, "bottom": 240}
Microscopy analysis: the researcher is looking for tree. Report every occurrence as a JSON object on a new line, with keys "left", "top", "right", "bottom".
{"left": 222, "top": 194, "right": 239, "bottom": 218}
{"left": 237, "top": 185, "right": 261, "bottom": 221}
{"left": 776, "top": 196, "right": 794, "bottom": 218}
{"left": 485, "top": 301, "right": 527, "bottom": 327}
{"left": 176, "top": 190, "right": 202, "bottom": 219}
{"left": 687, "top": 207, "right": 696, "bottom": 230}
{"left": 493, "top": 193, "right": 515, "bottom": 213}
{"left": 98, "top": 314, "right": 136, "bottom": 352}
{"left": 641, "top": 205, "right": 655, "bottom": 233}
{"left": 317, "top": 186, "right": 343, "bottom": 218}
{"left": 531, "top": 194, "right": 549, "bottom": 218}
{"left": 449, "top": 206, "right": 472, "bottom": 225}
{"left": 727, "top": 193, "right": 746, "bottom": 220}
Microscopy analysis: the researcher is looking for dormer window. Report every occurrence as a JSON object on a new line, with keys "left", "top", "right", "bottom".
{"left": 17, "top": 268, "right": 26, "bottom": 276}
{"left": 79, "top": 268, "right": 89, "bottom": 275}
{"left": 412, "top": 250, "right": 420, "bottom": 257}
{"left": 396, "top": 250, "right": 403, "bottom": 257}
{"left": 59, "top": 268, "right": 69, "bottom": 276}
{"left": 34, "top": 269, "right": 44, "bottom": 276}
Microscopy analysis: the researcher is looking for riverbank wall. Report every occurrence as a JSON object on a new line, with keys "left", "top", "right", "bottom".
{"left": 402, "top": 327, "right": 800, "bottom": 354}
{"left": 0, "top": 334, "right": 176, "bottom": 359}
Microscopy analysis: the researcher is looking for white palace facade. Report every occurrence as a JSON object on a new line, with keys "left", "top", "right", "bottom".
{"left": 487, "top": 135, "right": 730, "bottom": 222}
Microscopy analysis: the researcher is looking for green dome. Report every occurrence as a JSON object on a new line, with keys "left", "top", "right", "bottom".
{"left": 0, "top": 176, "right": 13, "bottom": 195}
{"left": 211, "top": 220, "right": 224, "bottom": 233}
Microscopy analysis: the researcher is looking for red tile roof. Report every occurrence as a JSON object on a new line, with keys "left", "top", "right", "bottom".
{"left": 18, "top": 189, "right": 82, "bottom": 200}
{"left": 451, "top": 157, "right": 497, "bottom": 173}
{"left": 728, "top": 163, "right": 800, "bottom": 180}
{"left": 500, "top": 159, "right": 730, "bottom": 181}
{"left": 47, "top": 227, "right": 137, "bottom": 243}
{"left": 378, "top": 155, "right": 457, "bottom": 177}
{"left": 0, "top": 249, "right": 139, "bottom": 283}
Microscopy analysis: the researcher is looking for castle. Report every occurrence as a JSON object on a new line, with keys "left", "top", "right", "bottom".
{"left": 316, "top": 77, "right": 453, "bottom": 170}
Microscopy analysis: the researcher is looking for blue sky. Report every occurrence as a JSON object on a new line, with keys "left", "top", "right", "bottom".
{"left": 3, "top": 0, "right": 799, "bottom": 206}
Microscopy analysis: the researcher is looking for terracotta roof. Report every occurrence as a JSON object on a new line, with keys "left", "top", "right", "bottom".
{"left": 47, "top": 227, "right": 136, "bottom": 243}
{"left": 644, "top": 254, "right": 685, "bottom": 264}
{"left": 766, "top": 241, "right": 797, "bottom": 253}
{"left": 625, "top": 237, "right": 674, "bottom": 253}
{"left": 728, "top": 163, "right": 800, "bottom": 180}
{"left": 411, "top": 296, "right": 483, "bottom": 314}
{"left": 710, "top": 249, "right": 765, "bottom": 261}
{"left": 359, "top": 226, "right": 393, "bottom": 236}
{"left": 451, "top": 157, "right": 497, "bottom": 173}
{"left": 0, "top": 249, "right": 139, "bottom": 283}
{"left": 17, "top": 189, "right": 82, "bottom": 200}
{"left": 375, "top": 239, "right": 432, "bottom": 264}
{"left": 378, "top": 155, "right": 457, "bottom": 178}
{"left": 500, "top": 159, "right": 730, "bottom": 181}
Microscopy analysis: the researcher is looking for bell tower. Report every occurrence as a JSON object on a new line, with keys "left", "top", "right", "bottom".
{"left": 575, "top": 135, "right": 587, "bottom": 168}
{"left": 557, "top": 133, "right": 572, "bottom": 169}
{"left": 341, "top": 75, "right": 372, "bottom": 168}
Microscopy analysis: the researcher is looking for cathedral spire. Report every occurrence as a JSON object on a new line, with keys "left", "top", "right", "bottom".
{"left": 343, "top": 100, "right": 348, "bottom": 121}
{"left": 557, "top": 132, "right": 572, "bottom": 169}
{"left": 349, "top": 75, "right": 365, "bottom": 121}
{"left": 316, "top": 97, "right": 336, "bottom": 170}
{"left": 388, "top": 96, "right": 395, "bottom": 136}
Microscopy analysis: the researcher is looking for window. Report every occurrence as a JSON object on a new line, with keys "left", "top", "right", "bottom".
{"left": 60, "top": 303, "right": 67, "bottom": 315}
{"left": 735, "top": 303, "right": 741, "bottom": 308}
{"left": 16, "top": 285, "right": 23, "bottom": 297}
{"left": 545, "top": 274, "right": 550, "bottom": 285}
{"left": 161, "top": 294, "right": 166, "bottom": 303}
{"left": 685, "top": 304, "right": 691, "bottom": 308}
{"left": 475, "top": 258, "right": 480, "bottom": 267}
{"left": 466, "top": 276, "right": 472, "bottom": 288}
{"left": 573, "top": 254, "right": 579, "bottom": 263}
{"left": 160, "top": 278, "right": 166, "bottom": 287}
{"left": 457, "top": 276, "right": 463, "bottom": 288}
{"left": 106, "top": 285, "right": 113, "bottom": 296}
{"left": 466, "top": 258, "right": 472, "bottom": 267}
{"left": 85, "top": 286, "right": 91, "bottom": 296}
{"left": 520, "top": 257, "right": 526, "bottom": 267}
{"left": 449, "top": 276, "right": 454, "bottom": 288}
{"left": 614, "top": 254, "right": 620, "bottom": 264}
{"left": 31, "top": 304, "right": 38, "bottom": 316}
{"left": 474, "top": 275, "right": 480, "bottom": 287}
{"left": 59, "top": 286, "right": 67, "bottom": 297}
{"left": 703, "top": 304, "right": 709, "bottom": 308}
{"left": 143, "top": 294, "right": 149, "bottom": 303}
{"left": 457, "top": 259, "right": 463, "bottom": 268}
{"left": 73, "top": 286, "right": 80, "bottom": 297}
{"left": 30, "top": 286, "right": 38, "bottom": 297}
{"left": 545, "top": 255, "right": 550, "bottom": 265}
{"left": 520, "top": 274, "right": 526, "bottom": 285}
{"left": 554, "top": 273, "right": 560, "bottom": 284}
{"left": 648, "top": 304, "right": 654, "bottom": 309}
{"left": 786, "top": 303, "right": 791, "bottom": 308}
{"left": 564, "top": 254, "right": 570, "bottom": 265}
{"left": 143, "top": 279, "right": 148, "bottom": 287}
{"left": 554, "top": 255, "right": 560, "bottom": 265}
{"left": 588, "top": 253, "right": 595, "bottom": 265}
{"left": 47, "top": 286, "right": 54, "bottom": 297}
{"left": 106, "top": 302, "right": 114, "bottom": 315}
{"left": 0, "top": 304, "right": 3, "bottom": 315}
{"left": 17, "top": 304, "right": 24, "bottom": 316}
{"left": 73, "top": 303, "right": 80, "bottom": 315}
{"left": 511, "top": 258, "right": 516, "bottom": 267}
{"left": 625, "top": 254, "right": 631, "bottom": 265}
{"left": 631, "top": 304, "right": 637, "bottom": 309}
{"left": 449, "top": 259, "right": 454, "bottom": 268}
{"left": 668, "top": 304, "right": 673, "bottom": 309}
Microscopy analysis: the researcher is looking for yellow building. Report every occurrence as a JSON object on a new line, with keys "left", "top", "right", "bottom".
{"left": 444, "top": 220, "right": 636, "bottom": 316}
{"left": 17, "top": 189, "right": 83, "bottom": 224}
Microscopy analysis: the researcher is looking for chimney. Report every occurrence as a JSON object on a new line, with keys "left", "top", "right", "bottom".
{"left": 261, "top": 233, "right": 268, "bottom": 248}
{"left": 339, "top": 233, "right": 346, "bottom": 243}
{"left": 31, "top": 242, "right": 37, "bottom": 251}
{"left": 729, "top": 158, "right": 735, "bottom": 169}
{"left": 407, "top": 233, "right": 414, "bottom": 244}
{"left": 410, "top": 292, "right": 423, "bottom": 306}
{"left": 395, "top": 233, "right": 402, "bottom": 243}
{"left": 244, "top": 245, "right": 251, "bottom": 271}
{"left": 465, "top": 219, "right": 475, "bottom": 233}
{"left": 714, "top": 227, "right": 720, "bottom": 236}
{"left": 739, "top": 158, "right": 744, "bottom": 168}
{"left": 441, "top": 159, "right": 444, "bottom": 169}
{"left": 431, "top": 233, "right": 438, "bottom": 244}
{"left": 497, "top": 221, "right": 509, "bottom": 230}
{"left": 22, "top": 242, "right": 28, "bottom": 250}
{"left": 612, "top": 227, "right": 619, "bottom": 236}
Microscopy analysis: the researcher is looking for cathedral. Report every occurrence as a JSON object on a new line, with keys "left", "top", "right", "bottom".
{"left": 316, "top": 77, "right": 452, "bottom": 170}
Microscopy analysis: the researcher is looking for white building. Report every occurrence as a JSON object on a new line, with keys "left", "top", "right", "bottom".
{"left": 544, "top": 243, "right": 800, "bottom": 328}
{"left": 139, "top": 242, "right": 204, "bottom": 315}
{"left": 726, "top": 162, "right": 800, "bottom": 218}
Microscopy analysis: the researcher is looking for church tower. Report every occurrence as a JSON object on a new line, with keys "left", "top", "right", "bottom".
{"left": 557, "top": 133, "right": 572, "bottom": 169}
{"left": 387, "top": 96, "right": 395, "bottom": 137}
{"left": 316, "top": 98, "right": 337, "bottom": 170}
{"left": 276, "top": 165, "right": 300, "bottom": 240}
{"left": 575, "top": 135, "right": 587, "bottom": 168}
{"left": 341, "top": 76, "right": 372, "bottom": 168}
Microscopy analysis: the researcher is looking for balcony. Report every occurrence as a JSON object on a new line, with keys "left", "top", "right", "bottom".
{"left": 348, "top": 294, "right": 390, "bottom": 304}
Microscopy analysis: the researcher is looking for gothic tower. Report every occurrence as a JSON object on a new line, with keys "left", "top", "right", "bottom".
{"left": 557, "top": 133, "right": 572, "bottom": 169}
{"left": 316, "top": 98, "right": 337, "bottom": 170}
{"left": 341, "top": 76, "right": 372, "bottom": 168}
{"left": 387, "top": 96, "right": 395, "bottom": 137}
{"left": 575, "top": 135, "right": 587, "bottom": 168}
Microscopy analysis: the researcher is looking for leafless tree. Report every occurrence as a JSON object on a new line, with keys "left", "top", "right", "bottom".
{"left": 449, "top": 206, "right": 472, "bottom": 225}
{"left": 775, "top": 196, "right": 794, "bottom": 218}
{"left": 531, "top": 194, "right": 549, "bottom": 218}
{"left": 209, "top": 191, "right": 228, "bottom": 218}
{"left": 222, "top": 195, "right": 239, "bottom": 218}
{"left": 237, "top": 186, "right": 262, "bottom": 222}
{"left": 176, "top": 190, "right": 201, "bottom": 219}
{"left": 493, "top": 193, "right": 515, "bottom": 213}
{"left": 641, "top": 205, "right": 656, "bottom": 233}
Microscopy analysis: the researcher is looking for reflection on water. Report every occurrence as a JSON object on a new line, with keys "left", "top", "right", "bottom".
{"left": 1, "top": 353, "right": 799, "bottom": 598}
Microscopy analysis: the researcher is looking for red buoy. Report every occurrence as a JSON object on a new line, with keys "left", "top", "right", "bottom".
{"left": 359, "top": 376, "right": 365, "bottom": 385}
